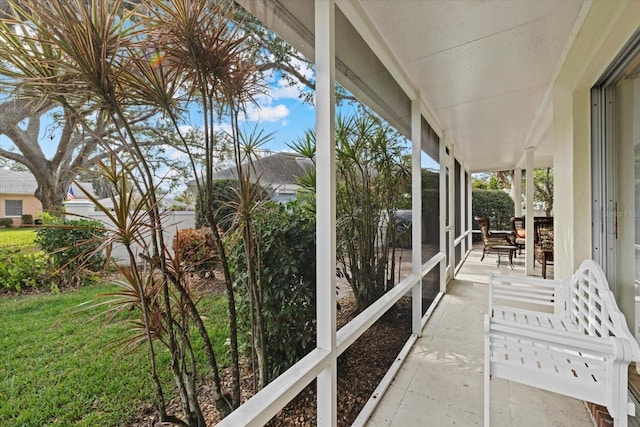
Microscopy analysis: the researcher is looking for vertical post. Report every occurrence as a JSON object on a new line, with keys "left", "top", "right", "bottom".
{"left": 315, "top": 1, "right": 337, "bottom": 425}
{"left": 439, "top": 140, "right": 448, "bottom": 292}
{"left": 525, "top": 149, "right": 535, "bottom": 276}
{"left": 459, "top": 161, "right": 466, "bottom": 258}
{"left": 449, "top": 146, "right": 456, "bottom": 277}
{"left": 513, "top": 168, "right": 522, "bottom": 217}
{"left": 411, "top": 97, "right": 422, "bottom": 335}
{"left": 467, "top": 169, "right": 473, "bottom": 252}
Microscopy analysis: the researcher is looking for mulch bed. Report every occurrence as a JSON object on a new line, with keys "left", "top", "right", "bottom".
{"left": 129, "top": 291, "right": 412, "bottom": 426}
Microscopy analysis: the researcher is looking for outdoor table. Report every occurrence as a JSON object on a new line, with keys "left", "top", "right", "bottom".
{"left": 492, "top": 245, "right": 517, "bottom": 269}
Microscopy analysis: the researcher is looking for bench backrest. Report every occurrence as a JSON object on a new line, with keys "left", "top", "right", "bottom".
{"left": 569, "top": 259, "right": 640, "bottom": 360}
{"left": 489, "top": 273, "right": 567, "bottom": 316}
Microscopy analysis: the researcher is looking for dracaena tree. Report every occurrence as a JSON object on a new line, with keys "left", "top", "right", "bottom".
{"left": 292, "top": 111, "right": 411, "bottom": 310}
{"left": 0, "top": 0, "right": 266, "bottom": 424}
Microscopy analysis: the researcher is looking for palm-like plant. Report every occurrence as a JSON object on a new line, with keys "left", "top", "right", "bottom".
{"left": 0, "top": 0, "right": 263, "bottom": 423}
{"left": 292, "top": 111, "right": 411, "bottom": 310}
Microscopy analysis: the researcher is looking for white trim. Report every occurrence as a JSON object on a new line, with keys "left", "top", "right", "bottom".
{"left": 351, "top": 333, "right": 419, "bottom": 427}
{"left": 334, "top": 0, "right": 444, "bottom": 137}
{"left": 351, "top": 284, "right": 447, "bottom": 426}
{"left": 216, "top": 349, "right": 331, "bottom": 426}
{"left": 336, "top": 253, "right": 444, "bottom": 355}
{"left": 519, "top": 1, "right": 593, "bottom": 160}
{"left": 411, "top": 97, "right": 422, "bottom": 335}
{"left": 525, "top": 149, "right": 535, "bottom": 276}
{"left": 315, "top": 1, "right": 337, "bottom": 424}
{"left": 440, "top": 139, "right": 450, "bottom": 289}
{"left": 514, "top": 168, "right": 523, "bottom": 217}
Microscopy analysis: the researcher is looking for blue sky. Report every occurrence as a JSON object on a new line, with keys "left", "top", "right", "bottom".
{"left": 234, "top": 69, "right": 317, "bottom": 153}
{"left": 1, "top": 62, "right": 434, "bottom": 191}
{"left": 2, "top": 66, "right": 317, "bottom": 159}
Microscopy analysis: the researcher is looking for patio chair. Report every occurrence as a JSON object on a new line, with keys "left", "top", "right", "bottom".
{"left": 475, "top": 217, "right": 514, "bottom": 261}
{"left": 533, "top": 217, "right": 554, "bottom": 278}
{"left": 510, "top": 216, "right": 526, "bottom": 255}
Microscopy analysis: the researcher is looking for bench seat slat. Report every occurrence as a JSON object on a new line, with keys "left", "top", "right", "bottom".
{"left": 489, "top": 337, "right": 610, "bottom": 376}
{"left": 490, "top": 353, "right": 607, "bottom": 386}
{"left": 493, "top": 307, "right": 577, "bottom": 333}
{"left": 491, "top": 363, "right": 610, "bottom": 407}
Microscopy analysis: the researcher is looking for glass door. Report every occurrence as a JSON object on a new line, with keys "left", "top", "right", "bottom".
{"left": 592, "top": 33, "right": 640, "bottom": 346}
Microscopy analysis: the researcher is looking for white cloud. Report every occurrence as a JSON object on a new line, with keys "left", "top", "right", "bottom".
{"left": 270, "top": 81, "right": 302, "bottom": 100}
{"left": 245, "top": 104, "right": 290, "bottom": 123}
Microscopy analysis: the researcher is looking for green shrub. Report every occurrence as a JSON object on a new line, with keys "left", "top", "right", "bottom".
{"left": 21, "top": 214, "right": 33, "bottom": 225}
{"left": 41, "top": 212, "right": 58, "bottom": 225}
{"left": 0, "top": 248, "right": 52, "bottom": 292}
{"left": 35, "top": 218, "right": 106, "bottom": 274}
{"left": 173, "top": 227, "right": 219, "bottom": 277}
{"left": 228, "top": 200, "right": 316, "bottom": 381}
{"left": 472, "top": 189, "right": 514, "bottom": 234}
{"left": 0, "top": 218, "right": 14, "bottom": 228}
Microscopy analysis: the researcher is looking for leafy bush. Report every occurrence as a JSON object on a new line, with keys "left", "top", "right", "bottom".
{"left": 173, "top": 227, "right": 219, "bottom": 277}
{"left": 35, "top": 218, "right": 106, "bottom": 275}
{"left": 0, "top": 218, "right": 14, "bottom": 228}
{"left": 472, "top": 189, "right": 514, "bottom": 233}
{"left": 0, "top": 248, "right": 52, "bottom": 292}
{"left": 21, "top": 214, "right": 33, "bottom": 225}
{"left": 228, "top": 200, "right": 316, "bottom": 381}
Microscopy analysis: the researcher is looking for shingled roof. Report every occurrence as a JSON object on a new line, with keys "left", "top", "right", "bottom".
{"left": 212, "top": 152, "right": 314, "bottom": 186}
{"left": 0, "top": 169, "right": 95, "bottom": 198}
{"left": 0, "top": 169, "right": 38, "bottom": 195}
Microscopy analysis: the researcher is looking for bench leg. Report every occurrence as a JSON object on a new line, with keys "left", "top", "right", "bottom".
{"left": 613, "top": 367, "right": 630, "bottom": 427}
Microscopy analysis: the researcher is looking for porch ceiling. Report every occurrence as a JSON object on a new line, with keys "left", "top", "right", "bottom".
{"left": 238, "top": 0, "right": 588, "bottom": 173}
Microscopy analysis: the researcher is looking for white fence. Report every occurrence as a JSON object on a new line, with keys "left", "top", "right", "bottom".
{"left": 64, "top": 200, "right": 196, "bottom": 265}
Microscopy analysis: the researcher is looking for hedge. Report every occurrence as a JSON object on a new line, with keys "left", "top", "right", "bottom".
{"left": 471, "top": 189, "right": 514, "bottom": 232}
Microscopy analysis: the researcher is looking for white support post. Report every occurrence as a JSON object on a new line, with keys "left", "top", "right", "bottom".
{"left": 315, "top": 1, "right": 337, "bottom": 426}
{"left": 449, "top": 148, "right": 456, "bottom": 277}
{"left": 525, "top": 149, "right": 535, "bottom": 276}
{"left": 439, "top": 141, "right": 448, "bottom": 292}
{"left": 411, "top": 97, "right": 422, "bottom": 335}
{"left": 459, "top": 161, "right": 466, "bottom": 258}
{"left": 514, "top": 168, "right": 522, "bottom": 217}
{"left": 467, "top": 169, "right": 473, "bottom": 251}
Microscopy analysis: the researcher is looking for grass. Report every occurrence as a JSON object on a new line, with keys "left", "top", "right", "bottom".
{"left": 0, "top": 228, "right": 40, "bottom": 253}
{"left": 0, "top": 283, "right": 230, "bottom": 426}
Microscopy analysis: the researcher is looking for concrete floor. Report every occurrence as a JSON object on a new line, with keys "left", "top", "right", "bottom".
{"left": 366, "top": 248, "right": 594, "bottom": 426}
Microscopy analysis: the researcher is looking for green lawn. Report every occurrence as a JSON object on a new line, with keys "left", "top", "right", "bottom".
{"left": 0, "top": 228, "right": 40, "bottom": 253}
{"left": 0, "top": 283, "right": 229, "bottom": 426}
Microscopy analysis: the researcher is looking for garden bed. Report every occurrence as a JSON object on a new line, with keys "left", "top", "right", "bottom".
{"left": 129, "top": 292, "right": 412, "bottom": 426}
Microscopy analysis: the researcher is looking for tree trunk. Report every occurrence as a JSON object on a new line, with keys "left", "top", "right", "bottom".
{"left": 35, "top": 179, "right": 66, "bottom": 214}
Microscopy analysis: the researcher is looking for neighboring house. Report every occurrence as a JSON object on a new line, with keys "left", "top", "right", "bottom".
{"left": 193, "top": 152, "right": 314, "bottom": 203}
{"left": 0, "top": 169, "right": 94, "bottom": 225}
{"left": 0, "top": 169, "right": 42, "bottom": 226}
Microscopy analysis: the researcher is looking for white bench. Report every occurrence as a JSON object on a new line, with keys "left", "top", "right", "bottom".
{"left": 484, "top": 259, "right": 640, "bottom": 426}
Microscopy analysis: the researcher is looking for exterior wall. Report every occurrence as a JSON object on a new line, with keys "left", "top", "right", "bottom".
{"left": 553, "top": 0, "right": 640, "bottom": 279}
{"left": 0, "top": 194, "right": 42, "bottom": 226}
{"left": 64, "top": 200, "right": 196, "bottom": 265}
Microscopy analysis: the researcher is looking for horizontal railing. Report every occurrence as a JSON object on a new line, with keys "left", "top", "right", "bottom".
{"left": 217, "top": 252, "right": 445, "bottom": 426}
{"left": 338, "top": 253, "right": 443, "bottom": 355}
{"left": 217, "top": 348, "right": 331, "bottom": 426}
